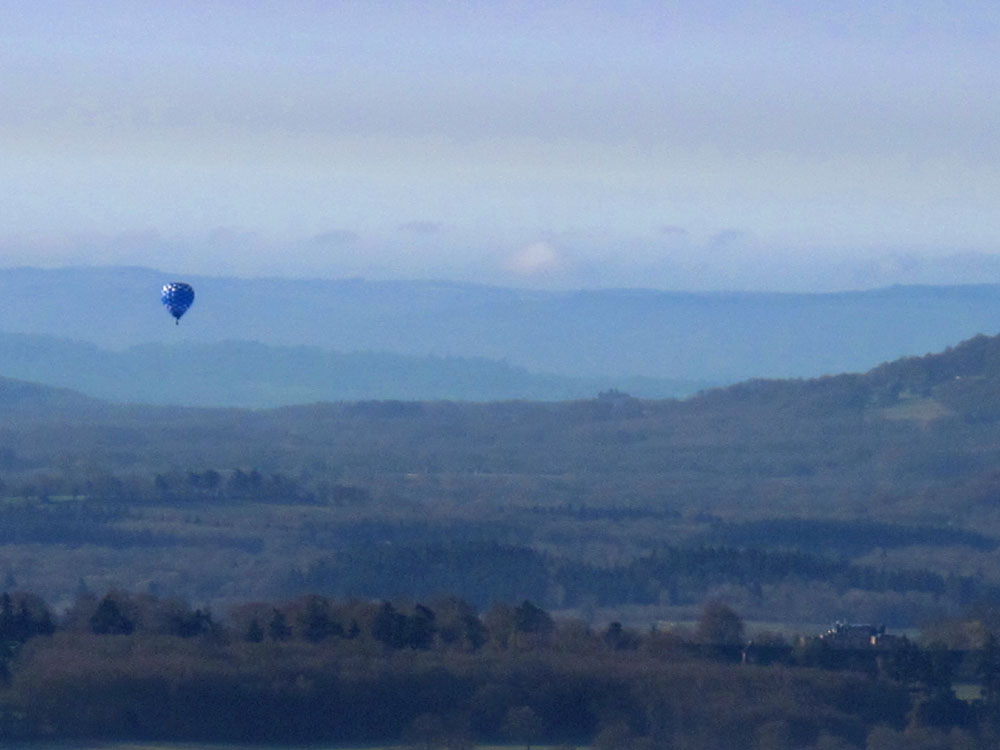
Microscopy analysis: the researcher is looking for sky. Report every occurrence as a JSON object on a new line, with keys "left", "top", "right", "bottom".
{"left": 2, "top": 1, "right": 1000, "bottom": 291}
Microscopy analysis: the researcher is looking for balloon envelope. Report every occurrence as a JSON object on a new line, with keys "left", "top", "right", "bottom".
{"left": 161, "top": 282, "right": 195, "bottom": 322}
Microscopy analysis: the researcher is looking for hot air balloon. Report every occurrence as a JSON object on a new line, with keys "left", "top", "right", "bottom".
{"left": 161, "top": 282, "right": 195, "bottom": 324}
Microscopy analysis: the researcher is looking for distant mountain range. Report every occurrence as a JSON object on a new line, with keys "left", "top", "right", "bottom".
{"left": 0, "top": 333, "right": 706, "bottom": 407}
{"left": 0, "top": 372, "right": 100, "bottom": 413}
{"left": 1, "top": 266, "right": 1000, "bottom": 405}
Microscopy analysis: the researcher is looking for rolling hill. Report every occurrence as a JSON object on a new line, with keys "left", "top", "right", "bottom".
{"left": 0, "top": 332, "right": 708, "bottom": 406}
{"left": 1, "top": 266, "right": 1000, "bottom": 388}
{"left": 2, "top": 331, "right": 1000, "bottom": 627}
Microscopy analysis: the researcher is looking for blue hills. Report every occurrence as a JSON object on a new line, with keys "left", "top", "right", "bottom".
{"left": 0, "top": 266, "right": 999, "bottom": 406}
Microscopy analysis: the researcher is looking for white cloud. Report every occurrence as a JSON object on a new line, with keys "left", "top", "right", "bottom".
{"left": 311, "top": 230, "right": 360, "bottom": 246}
{"left": 397, "top": 221, "right": 442, "bottom": 235}
{"left": 505, "top": 242, "right": 563, "bottom": 276}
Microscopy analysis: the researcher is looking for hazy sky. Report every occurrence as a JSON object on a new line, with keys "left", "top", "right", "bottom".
{"left": 3, "top": 1, "right": 1000, "bottom": 291}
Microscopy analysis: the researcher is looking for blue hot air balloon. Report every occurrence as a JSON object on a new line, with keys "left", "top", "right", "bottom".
{"left": 161, "top": 282, "right": 195, "bottom": 324}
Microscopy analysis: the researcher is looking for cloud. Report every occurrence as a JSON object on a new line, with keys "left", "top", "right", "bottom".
{"left": 397, "top": 220, "right": 442, "bottom": 235}
{"left": 708, "top": 229, "right": 752, "bottom": 250}
{"left": 505, "top": 241, "right": 563, "bottom": 276}
{"left": 658, "top": 225, "right": 689, "bottom": 238}
{"left": 311, "top": 230, "right": 360, "bottom": 246}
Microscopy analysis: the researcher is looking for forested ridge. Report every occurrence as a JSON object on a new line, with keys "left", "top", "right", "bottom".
{"left": 2, "top": 587, "right": 999, "bottom": 749}
{"left": 1, "top": 334, "right": 1000, "bottom": 621}
{"left": 1, "top": 333, "right": 1000, "bottom": 744}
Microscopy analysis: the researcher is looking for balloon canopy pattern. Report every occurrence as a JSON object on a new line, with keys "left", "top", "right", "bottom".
{"left": 161, "top": 282, "right": 195, "bottom": 323}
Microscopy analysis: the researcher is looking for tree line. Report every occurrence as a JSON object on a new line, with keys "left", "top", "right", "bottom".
{"left": 296, "top": 540, "right": 997, "bottom": 614}
{"left": 3, "top": 589, "right": 1000, "bottom": 748}
{"left": 2, "top": 482, "right": 995, "bottom": 621}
